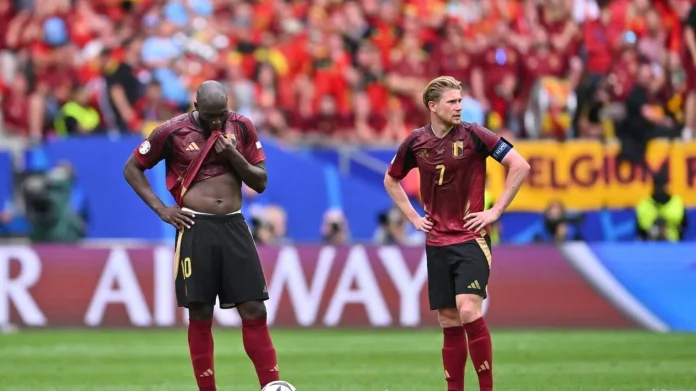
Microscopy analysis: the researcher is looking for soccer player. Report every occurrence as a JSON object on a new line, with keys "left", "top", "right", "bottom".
{"left": 384, "top": 76, "right": 530, "bottom": 391}
{"left": 124, "top": 80, "right": 279, "bottom": 391}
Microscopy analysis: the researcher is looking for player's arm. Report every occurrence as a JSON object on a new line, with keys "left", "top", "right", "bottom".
{"left": 384, "top": 136, "right": 432, "bottom": 232}
{"left": 124, "top": 156, "right": 168, "bottom": 215}
{"left": 473, "top": 125, "right": 530, "bottom": 215}
{"left": 225, "top": 154, "right": 267, "bottom": 194}
{"left": 215, "top": 117, "right": 268, "bottom": 193}
{"left": 124, "top": 125, "right": 195, "bottom": 230}
{"left": 384, "top": 175, "right": 423, "bottom": 226}
{"left": 492, "top": 148, "right": 530, "bottom": 215}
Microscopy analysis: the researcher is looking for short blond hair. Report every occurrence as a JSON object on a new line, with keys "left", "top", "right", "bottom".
{"left": 422, "top": 76, "right": 462, "bottom": 109}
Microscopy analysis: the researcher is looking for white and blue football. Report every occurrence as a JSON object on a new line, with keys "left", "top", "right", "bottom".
{"left": 262, "top": 380, "right": 297, "bottom": 391}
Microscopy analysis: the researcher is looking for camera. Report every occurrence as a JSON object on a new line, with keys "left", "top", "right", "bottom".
{"left": 329, "top": 222, "right": 342, "bottom": 234}
{"left": 563, "top": 212, "right": 585, "bottom": 225}
{"left": 22, "top": 174, "right": 58, "bottom": 225}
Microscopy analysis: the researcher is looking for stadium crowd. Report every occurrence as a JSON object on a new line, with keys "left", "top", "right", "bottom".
{"left": 1, "top": 0, "right": 695, "bottom": 243}
{"left": 0, "top": 0, "right": 693, "bottom": 147}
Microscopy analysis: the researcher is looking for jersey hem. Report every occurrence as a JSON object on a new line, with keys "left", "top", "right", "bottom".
{"left": 425, "top": 234, "right": 487, "bottom": 247}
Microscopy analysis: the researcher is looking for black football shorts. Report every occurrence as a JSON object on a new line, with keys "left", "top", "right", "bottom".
{"left": 425, "top": 236, "right": 492, "bottom": 310}
{"left": 173, "top": 211, "right": 269, "bottom": 309}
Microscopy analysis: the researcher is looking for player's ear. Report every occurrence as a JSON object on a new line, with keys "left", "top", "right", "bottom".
{"left": 193, "top": 101, "right": 198, "bottom": 110}
{"left": 428, "top": 100, "right": 436, "bottom": 112}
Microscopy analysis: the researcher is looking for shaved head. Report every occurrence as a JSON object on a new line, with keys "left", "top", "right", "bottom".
{"left": 194, "top": 80, "right": 229, "bottom": 134}
{"left": 196, "top": 80, "right": 228, "bottom": 109}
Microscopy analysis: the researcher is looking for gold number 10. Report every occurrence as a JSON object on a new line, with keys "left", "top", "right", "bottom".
{"left": 181, "top": 257, "right": 192, "bottom": 278}
{"left": 436, "top": 164, "right": 446, "bottom": 185}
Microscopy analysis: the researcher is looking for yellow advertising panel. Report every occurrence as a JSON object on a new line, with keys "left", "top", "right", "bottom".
{"left": 486, "top": 139, "right": 696, "bottom": 211}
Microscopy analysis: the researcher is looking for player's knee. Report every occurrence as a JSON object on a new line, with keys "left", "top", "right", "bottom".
{"left": 188, "top": 303, "right": 214, "bottom": 321}
{"left": 456, "top": 295, "right": 483, "bottom": 324}
{"left": 458, "top": 306, "right": 482, "bottom": 324}
{"left": 236, "top": 301, "right": 267, "bottom": 320}
{"left": 437, "top": 308, "right": 462, "bottom": 328}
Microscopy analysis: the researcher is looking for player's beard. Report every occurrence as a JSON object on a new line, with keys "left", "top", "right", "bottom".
{"left": 439, "top": 113, "right": 460, "bottom": 127}
{"left": 450, "top": 112, "right": 461, "bottom": 126}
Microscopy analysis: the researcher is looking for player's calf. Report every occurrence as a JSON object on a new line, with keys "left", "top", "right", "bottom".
{"left": 457, "top": 294, "right": 493, "bottom": 391}
{"left": 237, "top": 301, "right": 280, "bottom": 388}
{"left": 437, "top": 308, "right": 467, "bottom": 391}
{"left": 187, "top": 303, "right": 217, "bottom": 391}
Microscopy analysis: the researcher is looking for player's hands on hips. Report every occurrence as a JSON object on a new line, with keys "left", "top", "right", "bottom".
{"left": 463, "top": 208, "right": 502, "bottom": 232}
{"left": 158, "top": 206, "right": 196, "bottom": 230}
{"left": 409, "top": 215, "right": 433, "bottom": 232}
{"left": 214, "top": 136, "right": 239, "bottom": 159}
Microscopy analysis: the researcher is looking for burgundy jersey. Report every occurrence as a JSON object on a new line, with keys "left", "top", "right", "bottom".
{"left": 132, "top": 112, "right": 266, "bottom": 205}
{"left": 388, "top": 122, "right": 513, "bottom": 246}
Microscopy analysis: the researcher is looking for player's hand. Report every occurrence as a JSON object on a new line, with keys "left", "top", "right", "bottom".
{"left": 409, "top": 215, "right": 433, "bottom": 233}
{"left": 157, "top": 206, "right": 196, "bottom": 230}
{"left": 463, "top": 209, "right": 502, "bottom": 233}
{"left": 214, "top": 136, "right": 239, "bottom": 159}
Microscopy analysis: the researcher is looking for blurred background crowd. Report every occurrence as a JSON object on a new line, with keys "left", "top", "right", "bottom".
{"left": 0, "top": 0, "right": 694, "bottom": 245}
{"left": 2, "top": 0, "right": 693, "bottom": 144}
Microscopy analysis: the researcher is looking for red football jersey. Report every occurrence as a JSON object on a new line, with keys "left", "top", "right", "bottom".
{"left": 388, "top": 122, "right": 512, "bottom": 246}
{"left": 132, "top": 112, "right": 266, "bottom": 205}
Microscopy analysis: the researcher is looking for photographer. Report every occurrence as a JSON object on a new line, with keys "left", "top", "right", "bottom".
{"left": 535, "top": 200, "right": 584, "bottom": 243}
{"left": 249, "top": 204, "right": 289, "bottom": 245}
{"left": 373, "top": 206, "right": 423, "bottom": 246}
{"left": 321, "top": 209, "right": 350, "bottom": 245}
{"left": 23, "top": 162, "right": 88, "bottom": 243}
{"left": 374, "top": 207, "right": 405, "bottom": 245}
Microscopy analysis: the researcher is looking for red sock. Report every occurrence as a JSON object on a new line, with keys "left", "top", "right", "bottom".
{"left": 188, "top": 319, "right": 216, "bottom": 391}
{"left": 242, "top": 318, "right": 280, "bottom": 387}
{"left": 442, "top": 326, "right": 467, "bottom": 391}
{"left": 464, "top": 317, "right": 493, "bottom": 391}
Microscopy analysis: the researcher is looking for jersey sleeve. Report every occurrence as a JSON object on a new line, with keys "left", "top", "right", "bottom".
{"left": 239, "top": 116, "right": 266, "bottom": 165}
{"left": 133, "top": 122, "right": 173, "bottom": 169}
{"left": 387, "top": 133, "right": 417, "bottom": 180}
{"left": 470, "top": 124, "right": 514, "bottom": 163}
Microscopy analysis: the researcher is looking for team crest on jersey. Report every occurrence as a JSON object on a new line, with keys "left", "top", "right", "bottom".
{"left": 452, "top": 141, "right": 464, "bottom": 157}
{"left": 419, "top": 149, "right": 429, "bottom": 158}
{"left": 225, "top": 133, "right": 237, "bottom": 147}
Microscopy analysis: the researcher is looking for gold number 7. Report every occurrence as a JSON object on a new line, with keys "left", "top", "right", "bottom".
{"left": 436, "top": 164, "right": 445, "bottom": 185}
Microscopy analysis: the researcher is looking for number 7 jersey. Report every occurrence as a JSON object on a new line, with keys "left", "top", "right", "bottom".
{"left": 388, "top": 122, "right": 513, "bottom": 246}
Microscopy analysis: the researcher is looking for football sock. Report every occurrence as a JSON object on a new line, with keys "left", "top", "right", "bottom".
{"left": 188, "top": 319, "right": 216, "bottom": 391}
{"left": 242, "top": 318, "right": 280, "bottom": 387}
{"left": 465, "top": 317, "right": 493, "bottom": 391}
{"left": 442, "top": 326, "right": 467, "bottom": 391}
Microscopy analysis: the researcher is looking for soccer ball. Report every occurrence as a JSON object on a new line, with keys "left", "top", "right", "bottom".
{"left": 262, "top": 380, "right": 297, "bottom": 391}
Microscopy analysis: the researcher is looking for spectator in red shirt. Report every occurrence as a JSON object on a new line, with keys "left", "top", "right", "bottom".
{"left": 0, "top": 0, "right": 690, "bottom": 145}
{"left": 471, "top": 22, "right": 521, "bottom": 130}
{"left": 134, "top": 80, "right": 177, "bottom": 124}
{"left": 1, "top": 73, "right": 30, "bottom": 137}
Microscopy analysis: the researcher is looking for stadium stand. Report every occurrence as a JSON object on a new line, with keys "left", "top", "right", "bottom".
{"left": 0, "top": 0, "right": 694, "bottom": 243}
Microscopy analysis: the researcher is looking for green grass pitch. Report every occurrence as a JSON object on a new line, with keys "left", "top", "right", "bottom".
{"left": 1, "top": 329, "right": 695, "bottom": 390}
